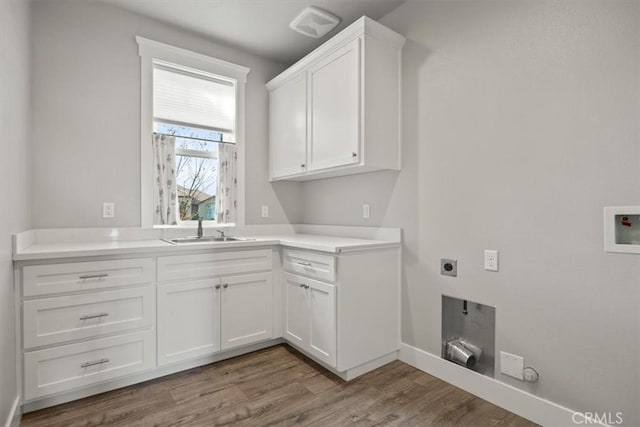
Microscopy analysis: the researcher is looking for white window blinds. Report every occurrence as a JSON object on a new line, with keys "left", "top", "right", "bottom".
{"left": 153, "top": 62, "right": 236, "bottom": 137}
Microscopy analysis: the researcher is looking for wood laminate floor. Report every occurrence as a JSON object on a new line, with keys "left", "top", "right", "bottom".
{"left": 21, "top": 345, "right": 537, "bottom": 427}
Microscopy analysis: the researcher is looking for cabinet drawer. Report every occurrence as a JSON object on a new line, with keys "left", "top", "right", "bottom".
{"left": 23, "top": 287, "right": 155, "bottom": 349}
{"left": 23, "top": 258, "right": 154, "bottom": 297}
{"left": 283, "top": 249, "right": 336, "bottom": 282}
{"left": 24, "top": 330, "right": 155, "bottom": 400}
{"left": 157, "top": 249, "right": 272, "bottom": 282}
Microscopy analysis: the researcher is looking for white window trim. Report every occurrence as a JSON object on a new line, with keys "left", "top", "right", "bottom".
{"left": 137, "top": 36, "right": 250, "bottom": 228}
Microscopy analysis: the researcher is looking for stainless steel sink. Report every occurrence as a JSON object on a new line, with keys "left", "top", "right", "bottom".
{"left": 162, "top": 236, "right": 251, "bottom": 244}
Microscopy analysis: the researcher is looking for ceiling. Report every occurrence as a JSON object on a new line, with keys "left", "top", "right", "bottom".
{"left": 97, "top": 0, "right": 407, "bottom": 64}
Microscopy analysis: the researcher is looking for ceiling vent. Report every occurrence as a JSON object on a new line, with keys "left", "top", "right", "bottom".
{"left": 289, "top": 6, "right": 341, "bottom": 39}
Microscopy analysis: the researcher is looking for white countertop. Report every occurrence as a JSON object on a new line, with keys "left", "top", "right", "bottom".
{"left": 13, "top": 228, "right": 401, "bottom": 261}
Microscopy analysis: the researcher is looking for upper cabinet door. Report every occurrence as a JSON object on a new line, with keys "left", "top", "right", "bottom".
{"left": 308, "top": 38, "right": 361, "bottom": 172}
{"left": 270, "top": 72, "right": 307, "bottom": 179}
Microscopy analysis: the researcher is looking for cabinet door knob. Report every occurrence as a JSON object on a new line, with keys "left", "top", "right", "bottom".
{"left": 215, "top": 284, "right": 221, "bottom": 289}
{"left": 352, "top": 152, "right": 357, "bottom": 157}
{"left": 223, "top": 283, "right": 229, "bottom": 289}
{"left": 301, "top": 164, "right": 306, "bottom": 168}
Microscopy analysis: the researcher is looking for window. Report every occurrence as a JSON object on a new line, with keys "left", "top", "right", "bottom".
{"left": 154, "top": 122, "right": 219, "bottom": 222}
{"left": 137, "top": 37, "right": 249, "bottom": 228}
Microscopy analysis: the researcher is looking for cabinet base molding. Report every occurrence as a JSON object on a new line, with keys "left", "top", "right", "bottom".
{"left": 285, "top": 340, "right": 398, "bottom": 381}
{"left": 22, "top": 338, "right": 283, "bottom": 414}
{"left": 340, "top": 351, "right": 399, "bottom": 381}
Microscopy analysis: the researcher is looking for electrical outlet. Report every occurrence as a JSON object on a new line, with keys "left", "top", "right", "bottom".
{"left": 261, "top": 205, "right": 269, "bottom": 218}
{"left": 484, "top": 249, "right": 499, "bottom": 271}
{"left": 102, "top": 202, "right": 115, "bottom": 219}
{"left": 362, "top": 204, "right": 370, "bottom": 219}
{"left": 500, "top": 351, "right": 524, "bottom": 380}
{"left": 440, "top": 258, "right": 457, "bottom": 277}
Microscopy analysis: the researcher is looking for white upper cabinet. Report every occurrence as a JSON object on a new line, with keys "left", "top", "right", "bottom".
{"left": 308, "top": 38, "right": 360, "bottom": 172}
{"left": 269, "top": 72, "right": 307, "bottom": 178}
{"left": 267, "top": 17, "right": 405, "bottom": 181}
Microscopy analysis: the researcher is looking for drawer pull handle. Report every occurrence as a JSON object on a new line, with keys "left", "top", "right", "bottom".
{"left": 79, "top": 312, "right": 109, "bottom": 321}
{"left": 297, "top": 262, "right": 312, "bottom": 267}
{"left": 223, "top": 283, "right": 229, "bottom": 289}
{"left": 299, "top": 284, "right": 309, "bottom": 289}
{"left": 215, "top": 284, "right": 221, "bottom": 289}
{"left": 79, "top": 273, "right": 109, "bottom": 280}
{"left": 81, "top": 358, "right": 109, "bottom": 369}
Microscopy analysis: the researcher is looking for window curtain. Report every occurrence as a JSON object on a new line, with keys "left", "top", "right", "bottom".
{"left": 152, "top": 134, "right": 178, "bottom": 225}
{"left": 216, "top": 143, "right": 238, "bottom": 224}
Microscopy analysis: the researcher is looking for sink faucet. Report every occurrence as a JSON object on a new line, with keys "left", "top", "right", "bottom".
{"left": 197, "top": 219, "right": 204, "bottom": 238}
{"left": 216, "top": 229, "right": 225, "bottom": 239}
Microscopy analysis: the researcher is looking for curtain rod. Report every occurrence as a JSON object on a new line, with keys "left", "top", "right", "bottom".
{"left": 153, "top": 132, "right": 235, "bottom": 145}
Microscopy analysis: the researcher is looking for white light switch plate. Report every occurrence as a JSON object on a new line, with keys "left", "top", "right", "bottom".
{"left": 484, "top": 249, "right": 499, "bottom": 271}
{"left": 261, "top": 205, "right": 269, "bottom": 218}
{"left": 500, "top": 351, "right": 524, "bottom": 380}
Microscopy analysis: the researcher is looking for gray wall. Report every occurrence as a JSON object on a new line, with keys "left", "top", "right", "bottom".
{"left": 303, "top": 0, "right": 640, "bottom": 424}
{"left": 31, "top": 0, "right": 302, "bottom": 228}
{"left": 0, "top": 0, "right": 31, "bottom": 423}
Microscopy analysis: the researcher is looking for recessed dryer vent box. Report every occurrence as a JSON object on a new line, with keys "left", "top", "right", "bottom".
{"left": 604, "top": 206, "right": 640, "bottom": 254}
{"left": 442, "top": 295, "right": 495, "bottom": 378}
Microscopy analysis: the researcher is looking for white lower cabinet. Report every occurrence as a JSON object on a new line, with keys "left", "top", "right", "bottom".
{"left": 23, "top": 286, "right": 154, "bottom": 349}
{"left": 282, "top": 247, "right": 400, "bottom": 375}
{"left": 24, "top": 329, "right": 155, "bottom": 400}
{"left": 157, "top": 279, "right": 221, "bottom": 366}
{"left": 158, "top": 272, "right": 274, "bottom": 365}
{"left": 221, "top": 272, "right": 273, "bottom": 351}
{"left": 284, "top": 273, "right": 336, "bottom": 367}
{"left": 17, "top": 243, "right": 399, "bottom": 409}
{"left": 19, "top": 249, "right": 276, "bottom": 407}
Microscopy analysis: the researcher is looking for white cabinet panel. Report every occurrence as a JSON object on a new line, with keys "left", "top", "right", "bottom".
{"left": 157, "top": 279, "right": 221, "bottom": 366}
{"left": 283, "top": 249, "right": 336, "bottom": 283}
{"left": 23, "top": 286, "right": 154, "bottom": 349}
{"left": 157, "top": 250, "right": 271, "bottom": 282}
{"left": 283, "top": 273, "right": 336, "bottom": 368}
{"left": 307, "top": 278, "right": 336, "bottom": 367}
{"left": 220, "top": 273, "right": 273, "bottom": 350}
{"left": 284, "top": 273, "right": 307, "bottom": 347}
{"left": 309, "top": 38, "right": 360, "bottom": 172}
{"left": 24, "top": 330, "right": 154, "bottom": 400}
{"left": 23, "top": 258, "right": 154, "bottom": 297}
{"left": 270, "top": 72, "right": 307, "bottom": 179}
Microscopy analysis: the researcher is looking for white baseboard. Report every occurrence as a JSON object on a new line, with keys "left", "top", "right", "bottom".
{"left": 399, "top": 343, "right": 604, "bottom": 427}
{"left": 3, "top": 396, "right": 20, "bottom": 427}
